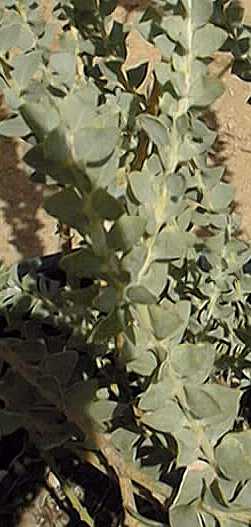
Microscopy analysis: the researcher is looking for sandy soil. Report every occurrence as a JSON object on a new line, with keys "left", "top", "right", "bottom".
{"left": 0, "top": 133, "right": 59, "bottom": 265}
{"left": 210, "top": 51, "right": 251, "bottom": 240}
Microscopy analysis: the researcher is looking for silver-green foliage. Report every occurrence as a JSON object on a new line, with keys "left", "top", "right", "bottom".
{"left": 0, "top": 0, "right": 251, "bottom": 525}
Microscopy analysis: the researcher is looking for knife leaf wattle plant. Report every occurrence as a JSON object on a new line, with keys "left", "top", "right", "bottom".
{"left": 0, "top": 0, "right": 251, "bottom": 525}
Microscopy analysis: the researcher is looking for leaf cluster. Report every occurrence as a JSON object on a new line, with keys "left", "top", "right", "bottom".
{"left": 0, "top": 1, "right": 251, "bottom": 525}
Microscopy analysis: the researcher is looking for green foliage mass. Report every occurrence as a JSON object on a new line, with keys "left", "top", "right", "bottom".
{"left": 0, "top": 0, "right": 251, "bottom": 525}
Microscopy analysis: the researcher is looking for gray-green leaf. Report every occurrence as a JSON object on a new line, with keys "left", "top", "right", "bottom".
{"left": 137, "top": 114, "right": 169, "bottom": 146}
{"left": 148, "top": 300, "right": 191, "bottom": 342}
{"left": 215, "top": 431, "right": 251, "bottom": 481}
{"left": 44, "top": 188, "right": 87, "bottom": 232}
{"left": 153, "top": 231, "right": 195, "bottom": 260}
{"left": 193, "top": 25, "right": 227, "bottom": 58}
{"left": 21, "top": 100, "right": 60, "bottom": 140}
{"left": 141, "top": 399, "right": 185, "bottom": 434}
{"left": 74, "top": 127, "right": 119, "bottom": 164}
{"left": 107, "top": 215, "right": 146, "bottom": 252}
{"left": 182, "top": 0, "right": 212, "bottom": 28}
{"left": 0, "top": 115, "right": 30, "bottom": 137}
{"left": 0, "top": 23, "right": 35, "bottom": 52}
{"left": 170, "top": 343, "right": 215, "bottom": 383}
{"left": 91, "top": 188, "right": 124, "bottom": 220}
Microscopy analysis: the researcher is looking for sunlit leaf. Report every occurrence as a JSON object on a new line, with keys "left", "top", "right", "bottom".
{"left": 215, "top": 431, "right": 251, "bottom": 481}
{"left": 0, "top": 115, "right": 30, "bottom": 137}
{"left": 128, "top": 171, "right": 153, "bottom": 204}
{"left": 0, "top": 23, "right": 35, "bottom": 52}
{"left": 49, "top": 52, "right": 76, "bottom": 87}
{"left": 182, "top": 0, "right": 213, "bottom": 28}
{"left": 21, "top": 100, "right": 60, "bottom": 140}
{"left": 149, "top": 299, "right": 191, "bottom": 343}
{"left": 162, "top": 16, "right": 187, "bottom": 46}
{"left": 153, "top": 231, "right": 195, "bottom": 260}
{"left": 170, "top": 343, "right": 215, "bottom": 383}
{"left": 141, "top": 399, "right": 185, "bottom": 433}
{"left": 74, "top": 127, "right": 119, "bottom": 164}
{"left": 12, "top": 51, "right": 41, "bottom": 89}
{"left": 170, "top": 503, "right": 201, "bottom": 527}
{"left": 126, "top": 284, "right": 157, "bottom": 304}
{"left": 154, "top": 34, "right": 175, "bottom": 60}
{"left": 137, "top": 114, "right": 169, "bottom": 146}
{"left": 193, "top": 25, "right": 227, "bottom": 58}
{"left": 189, "top": 76, "right": 224, "bottom": 108}
{"left": 184, "top": 384, "right": 240, "bottom": 425}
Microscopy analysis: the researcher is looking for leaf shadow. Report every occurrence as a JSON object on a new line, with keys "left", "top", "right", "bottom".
{"left": 0, "top": 131, "right": 51, "bottom": 264}
{"left": 202, "top": 107, "right": 244, "bottom": 237}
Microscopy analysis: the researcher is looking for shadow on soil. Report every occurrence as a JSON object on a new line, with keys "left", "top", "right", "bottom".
{"left": 0, "top": 137, "right": 46, "bottom": 261}
{"left": 204, "top": 108, "right": 244, "bottom": 237}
